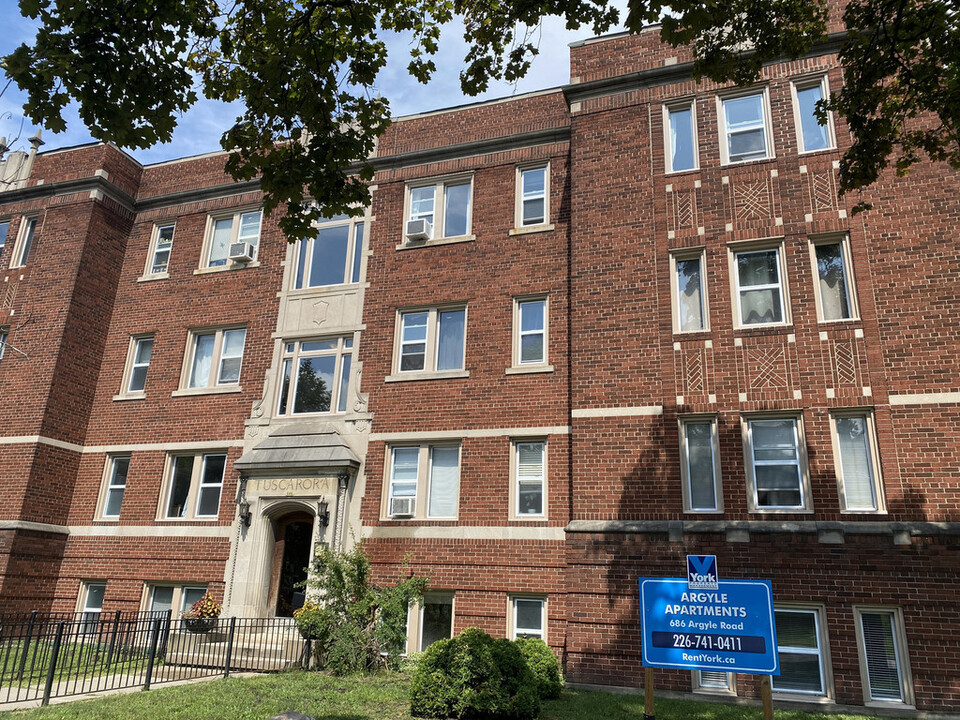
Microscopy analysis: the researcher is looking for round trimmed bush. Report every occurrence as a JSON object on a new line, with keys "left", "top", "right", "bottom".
{"left": 410, "top": 627, "right": 540, "bottom": 719}
{"left": 513, "top": 637, "right": 563, "bottom": 699}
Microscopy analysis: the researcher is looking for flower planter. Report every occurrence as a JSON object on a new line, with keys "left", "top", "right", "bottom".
{"left": 183, "top": 616, "right": 219, "bottom": 634}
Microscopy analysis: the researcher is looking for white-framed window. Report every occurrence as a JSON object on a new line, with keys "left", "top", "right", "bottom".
{"left": 10, "top": 216, "right": 38, "bottom": 269}
{"left": 203, "top": 208, "right": 262, "bottom": 268}
{"left": 772, "top": 607, "right": 831, "bottom": 697}
{"left": 665, "top": 101, "right": 698, "bottom": 173}
{"left": 730, "top": 242, "right": 790, "bottom": 327}
{"left": 386, "top": 444, "right": 460, "bottom": 520}
{"left": 0, "top": 220, "right": 9, "bottom": 254}
{"left": 809, "top": 236, "right": 857, "bottom": 322}
{"left": 147, "top": 585, "right": 207, "bottom": 616}
{"left": 510, "top": 596, "right": 546, "bottom": 641}
{"left": 277, "top": 337, "right": 353, "bottom": 415}
{"left": 145, "top": 223, "right": 175, "bottom": 276}
{"left": 513, "top": 297, "right": 548, "bottom": 367}
{"left": 792, "top": 76, "right": 835, "bottom": 153}
{"left": 294, "top": 214, "right": 365, "bottom": 289}
{"left": 162, "top": 453, "right": 226, "bottom": 520}
{"left": 670, "top": 250, "right": 708, "bottom": 333}
{"left": 516, "top": 165, "right": 549, "bottom": 227}
{"left": 854, "top": 607, "right": 913, "bottom": 706}
{"left": 98, "top": 455, "right": 130, "bottom": 519}
{"left": 693, "top": 670, "right": 735, "bottom": 694}
{"left": 512, "top": 440, "right": 546, "bottom": 518}
{"left": 119, "top": 335, "right": 154, "bottom": 396}
{"left": 719, "top": 89, "right": 773, "bottom": 164}
{"left": 831, "top": 411, "right": 885, "bottom": 513}
{"left": 406, "top": 177, "right": 472, "bottom": 240}
{"left": 396, "top": 307, "right": 466, "bottom": 374}
{"left": 743, "top": 415, "right": 812, "bottom": 512}
{"left": 182, "top": 327, "right": 246, "bottom": 389}
{"left": 78, "top": 582, "right": 106, "bottom": 634}
{"left": 407, "top": 592, "right": 455, "bottom": 653}
{"left": 679, "top": 416, "right": 722, "bottom": 513}
{"left": 0, "top": 328, "right": 8, "bottom": 365}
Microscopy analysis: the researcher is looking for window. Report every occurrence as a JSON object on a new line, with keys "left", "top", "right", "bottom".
{"left": 0, "top": 220, "right": 9, "bottom": 253}
{"left": 204, "top": 208, "right": 262, "bottom": 268}
{"left": 99, "top": 456, "right": 130, "bottom": 519}
{"left": 693, "top": 671, "right": 735, "bottom": 694}
{"left": 79, "top": 582, "right": 106, "bottom": 634}
{"left": 665, "top": 102, "right": 697, "bottom": 173}
{"left": 120, "top": 335, "right": 154, "bottom": 396}
{"left": 513, "top": 297, "right": 548, "bottom": 367}
{"left": 809, "top": 237, "right": 857, "bottom": 322}
{"left": 731, "top": 244, "right": 789, "bottom": 327}
{"left": 386, "top": 444, "right": 460, "bottom": 519}
{"left": 0, "top": 329, "right": 7, "bottom": 364}
{"left": 855, "top": 608, "right": 913, "bottom": 705}
{"left": 147, "top": 585, "right": 207, "bottom": 616}
{"left": 10, "top": 216, "right": 38, "bottom": 268}
{"left": 516, "top": 166, "right": 549, "bottom": 227}
{"left": 406, "top": 178, "right": 472, "bottom": 240}
{"left": 277, "top": 337, "right": 353, "bottom": 415}
{"left": 163, "top": 453, "right": 226, "bottom": 520}
{"left": 831, "top": 411, "right": 885, "bottom": 513}
{"left": 408, "top": 593, "right": 454, "bottom": 653}
{"left": 773, "top": 608, "right": 830, "bottom": 697}
{"left": 679, "top": 417, "right": 722, "bottom": 513}
{"left": 294, "top": 215, "right": 364, "bottom": 289}
{"left": 396, "top": 307, "right": 466, "bottom": 374}
{"left": 793, "top": 76, "right": 834, "bottom": 153}
{"left": 671, "top": 251, "right": 708, "bottom": 332}
{"left": 145, "top": 223, "right": 175, "bottom": 276}
{"left": 183, "top": 327, "right": 246, "bottom": 389}
{"left": 719, "top": 90, "right": 772, "bottom": 164}
{"left": 510, "top": 597, "right": 546, "bottom": 641}
{"left": 513, "top": 440, "right": 546, "bottom": 518}
{"left": 743, "top": 416, "right": 812, "bottom": 512}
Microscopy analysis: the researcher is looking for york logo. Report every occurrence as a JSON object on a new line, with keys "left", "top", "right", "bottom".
{"left": 687, "top": 555, "right": 719, "bottom": 590}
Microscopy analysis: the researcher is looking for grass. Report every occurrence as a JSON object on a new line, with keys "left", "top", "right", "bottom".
{"left": 0, "top": 671, "right": 880, "bottom": 720}
{"left": 0, "top": 640, "right": 149, "bottom": 685}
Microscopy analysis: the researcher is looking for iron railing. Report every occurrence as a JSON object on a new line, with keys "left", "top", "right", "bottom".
{"left": 0, "top": 610, "right": 308, "bottom": 706}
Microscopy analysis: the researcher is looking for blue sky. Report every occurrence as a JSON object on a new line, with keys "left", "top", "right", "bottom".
{"left": 0, "top": 2, "right": 628, "bottom": 164}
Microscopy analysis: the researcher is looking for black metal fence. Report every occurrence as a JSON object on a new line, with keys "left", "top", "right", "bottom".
{"left": 0, "top": 611, "right": 308, "bottom": 706}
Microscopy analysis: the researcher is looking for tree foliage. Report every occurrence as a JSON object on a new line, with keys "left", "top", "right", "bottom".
{"left": 3, "top": 0, "right": 958, "bottom": 236}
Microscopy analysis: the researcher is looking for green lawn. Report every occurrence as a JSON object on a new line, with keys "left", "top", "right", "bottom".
{"left": 0, "top": 640, "right": 148, "bottom": 684}
{"left": 0, "top": 671, "right": 878, "bottom": 720}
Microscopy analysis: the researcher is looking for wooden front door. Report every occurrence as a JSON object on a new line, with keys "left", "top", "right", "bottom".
{"left": 266, "top": 511, "right": 314, "bottom": 617}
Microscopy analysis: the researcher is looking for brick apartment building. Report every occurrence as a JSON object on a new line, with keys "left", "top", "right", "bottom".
{"left": 0, "top": 18, "right": 958, "bottom": 715}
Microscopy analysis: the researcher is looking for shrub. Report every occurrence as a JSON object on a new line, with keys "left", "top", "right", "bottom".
{"left": 410, "top": 627, "right": 540, "bottom": 719}
{"left": 513, "top": 638, "right": 563, "bottom": 700}
{"left": 297, "top": 542, "right": 427, "bottom": 675}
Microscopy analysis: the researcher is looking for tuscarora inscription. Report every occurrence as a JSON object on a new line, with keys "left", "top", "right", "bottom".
{"left": 254, "top": 477, "right": 331, "bottom": 494}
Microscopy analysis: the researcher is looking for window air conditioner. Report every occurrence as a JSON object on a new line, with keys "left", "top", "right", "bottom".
{"left": 229, "top": 242, "right": 256, "bottom": 262}
{"left": 405, "top": 218, "right": 432, "bottom": 242}
{"left": 390, "top": 497, "right": 416, "bottom": 517}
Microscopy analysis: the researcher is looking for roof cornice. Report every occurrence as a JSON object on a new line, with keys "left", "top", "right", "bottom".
{"left": 563, "top": 31, "right": 848, "bottom": 106}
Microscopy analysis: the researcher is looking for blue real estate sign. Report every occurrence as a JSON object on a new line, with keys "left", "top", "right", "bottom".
{"left": 639, "top": 557, "right": 779, "bottom": 675}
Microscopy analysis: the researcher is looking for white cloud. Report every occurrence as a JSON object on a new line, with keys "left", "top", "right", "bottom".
{"left": 0, "top": 2, "right": 629, "bottom": 163}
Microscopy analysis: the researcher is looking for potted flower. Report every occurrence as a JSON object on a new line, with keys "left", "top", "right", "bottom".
{"left": 181, "top": 591, "right": 222, "bottom": 634}
{"left": 293, "top": 600, "right": 328, "bottom": 641}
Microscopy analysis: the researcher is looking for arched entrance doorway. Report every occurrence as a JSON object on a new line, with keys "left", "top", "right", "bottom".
{"left": 267, "top": 511, "right": 315, "bottom": 617}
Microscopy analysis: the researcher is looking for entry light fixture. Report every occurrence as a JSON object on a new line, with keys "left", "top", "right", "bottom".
{"left": 317, "top": 499, "right": 330, "bottom": 527}
{"left": 238, "top": 498, "right": 252, "bottom": 527}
